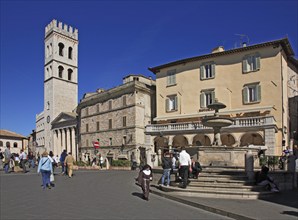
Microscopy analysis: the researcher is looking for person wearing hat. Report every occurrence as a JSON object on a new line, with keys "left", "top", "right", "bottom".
{"left": 37, "top": 151, "right": 53, "bottom": 189}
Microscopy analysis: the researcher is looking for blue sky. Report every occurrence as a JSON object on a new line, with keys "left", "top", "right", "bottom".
{"left": 0, "top": 0, "right": 297, "bottom": 136}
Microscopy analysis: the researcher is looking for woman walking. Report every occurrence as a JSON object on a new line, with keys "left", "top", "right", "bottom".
{"left": 37, "top": 151, "right": 53, "bottom": 190}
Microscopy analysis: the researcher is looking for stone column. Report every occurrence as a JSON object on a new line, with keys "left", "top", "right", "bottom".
{"left": 71, "top": 127, "right": 76, "bottom": 158}
{"left": 66, "top": 128, "right": 70, "bottom": 153}
{"left": 53, "top": 130, "right": 57, "bottom": 156}
{"left": 61, "top": 129, "right": 65, "bottom": 151}
{"left": 245, "top": 150, "right": 254, "bottom": 180}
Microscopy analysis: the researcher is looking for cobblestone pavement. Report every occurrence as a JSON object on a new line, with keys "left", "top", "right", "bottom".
{"left": 0, "top": 169, "right": 232, "bottom": 220}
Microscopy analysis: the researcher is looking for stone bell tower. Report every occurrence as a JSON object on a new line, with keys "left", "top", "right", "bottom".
{"left": 43, "top": 19, "right": 79, "bottom": 151}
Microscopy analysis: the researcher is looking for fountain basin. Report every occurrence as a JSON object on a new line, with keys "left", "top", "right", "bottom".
{"left": 202, "top": 117, "right": 234, "bottom": 128}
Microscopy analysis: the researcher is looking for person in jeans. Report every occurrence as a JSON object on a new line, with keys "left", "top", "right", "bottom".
{"left": 37, "top": 151, "right": 53, "bottom": 189}
{"left": 60, "top": 150, "right": 67, "bottom": 175}
{"left": 27, "top": 152, "right": 35, "bottom": 168}
{"left": 4, "top": 145, "right": 12, "bottom": 174}
{"left": 178, "top": 147, "right": 191, "bottom": 188}
{"left": 161, "top": 152, "right": 172, "bottom": 186}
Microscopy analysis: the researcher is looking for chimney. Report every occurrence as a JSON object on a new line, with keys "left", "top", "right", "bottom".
{"left": 211, "top": 46, "right": 224, "bottom": 53}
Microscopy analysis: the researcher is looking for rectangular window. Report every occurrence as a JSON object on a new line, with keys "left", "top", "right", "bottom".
{"left": 86, "top": 124, "right": 89, "bottom": 132}
{"left": 200, "top": 90, "right": 215, "bottom": 108}
{"left": 166, "top": 95, "right": 178, "bottom": 112}
{"left": 109, "top": 100, "right": 112, "bottom": 110}
{"left": 200, "top": 62, "right": 215, "bottom": 80}
{"left": 242, "top": 84, "right": 261, "bottom": 104}
{"left": 85, "top": 107, "right": 89, "bottom": 116}
{"left": 123, "top": 116, "right": 127, "bottom": 127}
{"left": 109, "top": 138, "right": 112, "bottom": 146}
{"left": 96, "top": 121, "right": 100, "bottom": 131}
{"left": 167, "top": 69, "right": 176, "bottom": 86}
{"left": 242, "top": 53, "right": 261, "bottom": 73}
{"left": 109, "top": 119, "right": 112, "bottom": 129}
{"left": 86, "top": 139, "right": 89, "bottom": 147}
{"left": 123, "top": 96, "right": 127, "bottom": 106}
{"left": 123, "top": 136, "right": 127, "bottom": 145}
{"left": 97, "top": 104, "right": 100, "bottom": 113}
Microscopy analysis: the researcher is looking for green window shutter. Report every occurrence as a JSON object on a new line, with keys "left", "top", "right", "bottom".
{"left": 174, "top": 96, "right": 178, "bottom": 110}
{"left": 211, "top": 91, "right": 215, "bottom": 104}
{"left": 211, "top": 63, "right": 216, "bottom": 78}
{"left": 200, "top": 93, "right": 205, "bottom": 108}
{"left": 255, "top": 54, "right": 261, "bottom": 70}
{"left": 166, "top": 98, "right": 169, "bottom": 111}
{"left": 242, "top": 57, "right": 248, "bottom": 73}
{"left": 172, "top": 73, "right": 176, "bottom": 84}
{"left": 200, "top": 65, "right": 205, "bottom": 79}
{"left": 242, "top": 87, "right": 248, "bottom": 104}
{"left": 167, "top": 74, "right": 170, "bottom": 85}
{"left": 256, "top": 84, "right": 261, "bottom": 101}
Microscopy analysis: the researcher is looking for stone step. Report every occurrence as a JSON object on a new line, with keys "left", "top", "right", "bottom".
{"left": 158, "top": 185, "right": 274, "bottom": 199}
{"left": 185, "top": 182, "right": 262, "bottom": 189}
{"left": 197, "top": 174, "right": 248, "bottom": 180}
{"left": 187, "top": 177, "right": 253, "bottom": 184}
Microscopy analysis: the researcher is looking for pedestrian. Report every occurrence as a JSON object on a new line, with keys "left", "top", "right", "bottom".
{"left": 136, "top": 164, "right": 153, "bottom": 201}
{"left": 48, "top": 151, "right": 55, "bottom": 187}
{"left": 88, "top": 155, "right": 91, "bottom": 166}
{"left": 91, "top": 157, "right": 97, "bottom": 167}
{"left": 9, "top": 154, "right": 15, "bottom": 172}
{"left": 3, "top": 145, "right": 12, "bottom": 174}
{"left": 189, "top": 157, "right": 202, "bottom": 179}
{"left": 27, "top": 152, "right": 35, "bottom": 168}
{"left": 131, "top": 152, "right": 137, "bottom": 170}
{"left": 178, "top": 147, "right": 191, "bottom": 188}
{"left": 37, "top": 151, "right": 53, "bottom": 190}
{"left": 255, "top": 165, "right": 279, "bottom": 192}
{"left": 161, "top": 152, "right": 172, "bottom": 186}
{"left": 60, "top": 150, "right": 67, "bottom": 175}
{"left": 99, "top": 154, "right": 104, "bottom": 169}
{"left": 19, "top": 149, "right": 27, "bottom": 173}
{"left": 0, "top": 149, "right": 4, "bottom": 170}
{"left": 64, "top": 152, "right": 75, "bottom": 178}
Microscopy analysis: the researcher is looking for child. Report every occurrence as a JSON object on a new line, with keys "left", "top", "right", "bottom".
{"left": 136, "top": 164, "right": 153, "bottom": 201}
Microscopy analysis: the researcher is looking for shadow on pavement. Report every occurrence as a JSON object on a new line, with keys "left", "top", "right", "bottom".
{"left": 259, "top": 189, "right": 298, "bottom": 209}
{"left": 281, "top": 211, "right": 298, "bottom": 217}
{"left": 132, "top": 192, "right": 144, "bottom": 200}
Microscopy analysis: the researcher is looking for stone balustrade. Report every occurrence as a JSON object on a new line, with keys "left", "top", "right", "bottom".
{"left": 146, "top": 116, "right": 276, "bottom": 133}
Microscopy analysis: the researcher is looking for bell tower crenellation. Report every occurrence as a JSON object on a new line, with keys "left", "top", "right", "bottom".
{"left": 45, "top": 19, "right": 78, "bottom": 40}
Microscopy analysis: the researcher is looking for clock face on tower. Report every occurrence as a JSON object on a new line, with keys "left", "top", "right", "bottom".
{"left": 47, "top": 116, "right": 50, "bottom": 123}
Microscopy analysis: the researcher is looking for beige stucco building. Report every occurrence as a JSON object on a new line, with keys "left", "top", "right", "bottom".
{"left": 145, "top": 38, "right": 297, "bottom": 165}
{"left": 77, "top": 75, "right": 156, "bottom": 165}
{"left": 0, "top": 130, "right": 28, "bottom": 154}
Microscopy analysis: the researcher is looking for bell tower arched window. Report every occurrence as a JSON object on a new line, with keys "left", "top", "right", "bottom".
{"left": 58, "top": 43, "right": 64, "bottom": 56}
{"left": 68, "top": 47, "right": 73, "bottom": 59}
{"left": 58, "top": 66, "right": 64, "bottom": 78}
{"left": 68, "top": 69, "right": 73, "bottom": 81}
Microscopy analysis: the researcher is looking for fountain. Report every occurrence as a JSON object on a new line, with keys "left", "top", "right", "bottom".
{"left": 202, "top": 100, "right": 234, "bottom": 146}
{"left": 198, "top": 99, "right": 260, "bottom": 168}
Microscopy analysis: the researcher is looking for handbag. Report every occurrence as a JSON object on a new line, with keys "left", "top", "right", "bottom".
{"left": 50, "top": 173, "right": 54, "bottom": 182}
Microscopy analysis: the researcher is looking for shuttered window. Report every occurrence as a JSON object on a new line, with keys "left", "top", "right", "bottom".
{"left": 200, "top": 62, "right": 215, "bottom": 80}
{"left": 242, "top": 53, "right": 261, "bottom": 73}
{"left": 123, "top": 116, "right": 127, "bottom": 127}
{"left": 166, "top": 95, "right": 178, "bottom": 112}
{"left": 200, "top": 90, "right": 215, "bottom": 108}
{"left": 96, "top": 122, "right": 100, "bottom": 131}
{"left": 167, "top": 69, "right": 176, "bottom": 86}
{"left": 242, "top": 84, "right": 261, "bottom": 104}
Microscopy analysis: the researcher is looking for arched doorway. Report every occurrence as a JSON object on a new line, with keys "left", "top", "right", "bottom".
{"left": 192, "top": 134, "right": 211, "bottom": 146}
{"left": 240, "top": 133, "right": 264, "bottom": 146}
{"left": 221, "top": 134, "right": 236, "bottom": 146}
{"left": 154, "top": 136, "right": 169, "bottom": 153}
{"left": 172, "top": 135, "right": 189, "bottom": 149}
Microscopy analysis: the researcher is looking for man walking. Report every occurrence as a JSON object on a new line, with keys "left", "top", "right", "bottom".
{"left": 60, "top": 150, "right": 67, "bottom": 175}
{"left": 178, "top": 147, "right": 191, "bottom": 188}
{"left": 64, "top": 152, "right": 75, "bottom": 178}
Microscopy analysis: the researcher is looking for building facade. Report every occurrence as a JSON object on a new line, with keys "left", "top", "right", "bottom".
{"left": 0, "top": 130, "right": 28, "bottom": 154}
{"left": 146, "top": 38, "right": 298, "bottom": 165}
{"left": 35, "top": 19, "right": 78, "bottom": 158}
{"left": 77, "top": 75, "right": 156, "bottom": 165}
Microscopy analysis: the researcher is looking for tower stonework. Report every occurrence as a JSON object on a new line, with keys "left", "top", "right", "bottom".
{"left": 36, "top": 19, "right": 78, "bottom": 152}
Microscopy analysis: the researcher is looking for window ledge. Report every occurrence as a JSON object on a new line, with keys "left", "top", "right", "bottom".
{"left": 166, "top": 109, "right": 178, "bottom": 113}
{"left": 243, "top": 101, "right": 261, "bottom": 105}
{"left": 166, "top": 83, "right": 177, "bottom": 88}
{"left": 200, "top": 77, "right": 215, "bottom": 81}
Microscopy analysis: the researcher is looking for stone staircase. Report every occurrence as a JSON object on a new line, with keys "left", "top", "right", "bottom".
{"left": 157, "top": 167, "right": 275, "bottom": 199}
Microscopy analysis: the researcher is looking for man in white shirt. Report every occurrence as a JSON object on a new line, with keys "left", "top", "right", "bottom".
{"left": 19, "top": 149, "right": 27, "bottom": 173}
{"left": 178, "top": 147, "right": 191, "bottom": 188}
